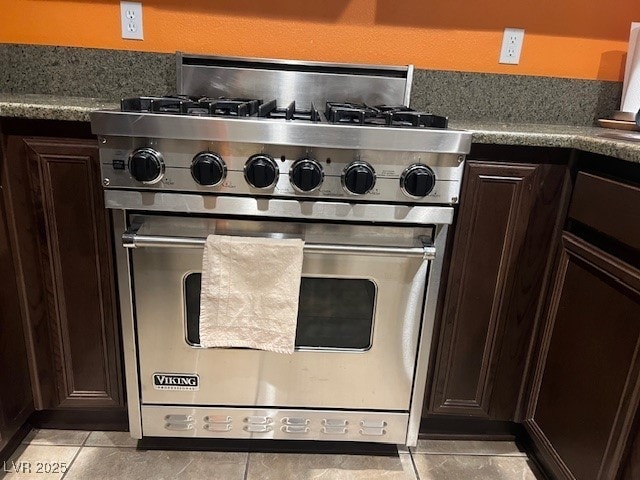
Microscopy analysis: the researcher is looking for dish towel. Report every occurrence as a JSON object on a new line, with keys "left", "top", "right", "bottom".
{"left": 198, "top": 234, "right": 304, "bottom": 354}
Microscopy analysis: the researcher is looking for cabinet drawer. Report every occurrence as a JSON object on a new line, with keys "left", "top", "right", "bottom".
{"left": 569, "top": 172, "right": 640, "bottom": 250}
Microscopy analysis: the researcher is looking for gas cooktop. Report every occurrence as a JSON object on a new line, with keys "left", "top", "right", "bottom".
{"left": 120, "top": 96, "right": 448, "bottom": 129}
{"left": 90, "top": 54, "right": 472, "bottom": 206}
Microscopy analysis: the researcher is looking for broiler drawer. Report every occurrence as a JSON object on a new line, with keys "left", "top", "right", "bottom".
{"left": 568, "top": 172, "right": 640, "bottom": 250}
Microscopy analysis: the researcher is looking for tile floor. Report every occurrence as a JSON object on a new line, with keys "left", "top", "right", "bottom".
{"left": 1, "top": 429, "right": 544, "bottom": 480}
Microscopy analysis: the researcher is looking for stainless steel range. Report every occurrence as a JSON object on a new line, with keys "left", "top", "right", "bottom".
{"left": 90, "top": 54, "right": 472, "bottom": 447}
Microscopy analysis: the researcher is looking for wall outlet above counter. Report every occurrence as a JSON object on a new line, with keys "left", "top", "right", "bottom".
{"left": 499, "top": 28, "right": 525, "bottom": 65}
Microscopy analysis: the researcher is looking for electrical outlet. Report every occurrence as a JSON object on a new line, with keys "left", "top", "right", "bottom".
{"left": 499, "top": 28, "right": 524, "bottom": 65}
{"left": 121, "top": 1, "right": 143, "bottom": 40}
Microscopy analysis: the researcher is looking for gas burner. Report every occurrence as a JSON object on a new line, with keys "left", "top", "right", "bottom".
{"left": 121, "top": 96, "right": 263, "bottom": 117}
{"left": 384, "top": 108, "right": 449, "bottom": 129}
{"left": 121, "top": 96, "right": 201, "bottom": 114}
{"left": 325, "top": 102, "right": 448, "bottom": 129}
{"left": 324, "top": 102, "right": 380, "bottom": 124}
{"left": 200, "top": 98, "right": 263, "bottom": 117}
{"left": 258, "top": 100, "right": 320, "bottom": 122}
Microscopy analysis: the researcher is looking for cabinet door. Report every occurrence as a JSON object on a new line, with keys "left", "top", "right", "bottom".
{"left": 526, "top": 233, "right": 640, "bottom": 480}
{"left": 0, "top": 185, "right": 34, "bottom": 449}
{"left": 428, "top": 161, "right": 567, "bottom": 420}
{"left": 7, "top": 137, "right": 123, "bottom": 409}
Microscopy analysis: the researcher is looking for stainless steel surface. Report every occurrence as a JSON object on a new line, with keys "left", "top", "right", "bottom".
{"left": 91, "top": 111, "right": 472, "bottom": 154}
{"left": 123, "top": 232, "right": 436, "bottom": 259}
{"left": 142, "top": 405, "right": 409, "bottom": 443}
{"left": 405, "top": 223, "right": 448, "bottom": 447}
{"left": 112, "top": 211, "right": 142, "bottom": 439}
{"left": 102, "top": 54, "right": 461, "bottom": 446}
{"left": 98, "top": 136, "right": 464, "bottom": 204}
{"left": 132, "top": 214, "right": 430, "bottom": 410}
{"left": 104, "top": 192, "right": 456, "bottom": 224}
{"left": 404, "top": 65, "right": 414, "bottom": 106}
{"left": 176, "top": 53, "right": 412, "bottom": 109}
{"left": 128, "top": 214, "right": 434, "bottom": 247}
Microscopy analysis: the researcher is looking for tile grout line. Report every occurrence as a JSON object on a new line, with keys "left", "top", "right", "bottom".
{"left": 59, "top": 431, "right": 90, "bottom": 480}
{"left": 410, "top": 451, "right": 527, "bottom": 457}
{"left": 71, "top": 444, "right": 136, "bottom": 448}
{"left": 408, "top": 450, "right": 421, "bottom": 480}
{"left": 242, "top": 452, "right": 250, "bottom": 480}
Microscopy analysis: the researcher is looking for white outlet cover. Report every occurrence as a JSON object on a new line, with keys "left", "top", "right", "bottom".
{"left": 121, "top": 1, "right": 143, "bottom": 40}
{"left": 499, "top": 28, "right": 525, "bottom": 65}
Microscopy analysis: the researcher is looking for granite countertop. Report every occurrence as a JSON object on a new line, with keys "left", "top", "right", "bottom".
{"left": 1, "top": 93, "right": 639, "bottom": 164}
{"left": 450, "top": 121, "right": 640, "bottom": 164}
{"left": 0, "top": 93, "right": 118, "bottom": 121}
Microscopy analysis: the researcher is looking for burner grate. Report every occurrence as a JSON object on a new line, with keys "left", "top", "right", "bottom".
{"left": 258, "top": 100, "right": 320, "bottom": 122}
{"left": 120, "top": 97, "right": 448, "bottom": 128}
{"left": 325, "top": 102, "right": 448, "bottom": 128}
{"left": 121, "top": 96, "right": 263, "bottom": 117}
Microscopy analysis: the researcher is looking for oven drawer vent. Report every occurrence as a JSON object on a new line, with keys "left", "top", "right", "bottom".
{"left": 281, "top": 425, "right": 310, "bottom": 434}
{"left": 142, "top": 406, "right": 409, "bottom": 444}
{"left": 361, "top": 420, "right": 387, "bottom": 428}
{"left": 204, "top": 423, "right": 232, "bottom": 432}
{"left": 322, "top": 426, "right": 348, "bottom": 435}
{"left": 204, "top": 415, "right": 233, "bottom": 432}
{"left": 243, "top": 415, "right": 274, "bottom": 433}
{"left": 323, "top": 418, "right": 348, "bottom": 427}
{"left": 243, "top": 424, "right": 273, "bottom": 433}
{"left": 359, "top": 419, "right": 387, "bottom": 436}
{"left": 204, "top": 415, "right": 232, "bottom": 424}
{"left": 244, "top": 416, "right": 273, "bottom": 425}
{"left": 163, "top": 414, "right": 195, "bottom": 432}
{"left": 281, "top": 417, "right": 310, "bottom": 426}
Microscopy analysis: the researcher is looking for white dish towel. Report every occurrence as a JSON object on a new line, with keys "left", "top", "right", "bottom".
{"left": 198, "top": 234, "right": 304, "bottom": 354}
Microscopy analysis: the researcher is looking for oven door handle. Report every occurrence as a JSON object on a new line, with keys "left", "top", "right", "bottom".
{"left": 122, "top": 232, "right": 435, "bottom": 259}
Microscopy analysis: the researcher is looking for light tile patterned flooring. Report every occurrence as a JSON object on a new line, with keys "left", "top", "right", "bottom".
{"left": 1, "top": 429, "right": 544, "bottom": 479}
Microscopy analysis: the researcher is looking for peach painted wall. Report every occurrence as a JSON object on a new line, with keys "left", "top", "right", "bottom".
{"left": 1, "top": 0, "right": 640, "bottom": 81}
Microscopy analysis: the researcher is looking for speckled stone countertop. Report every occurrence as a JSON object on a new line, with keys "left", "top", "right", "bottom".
{"left": 0, "top": 94, "right": 118, "bottom": 121}
{"left": 451, "top": 121, "right": 640, "bottom": 164}
{"left": 1, "top": 94, "right": 639, "bottom": 164}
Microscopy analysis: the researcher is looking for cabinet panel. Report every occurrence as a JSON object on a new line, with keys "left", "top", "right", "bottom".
{"left": 527, "top": 233, "right": 640, "bottom": 480}
{"left": 569, "top": 172, "right": 640, "bottom": 251}
{"left": 0, "top": 185, "right": 34, "bottom": 450}
{"left": 428, "top": 161, "right": 567, "bottom": 420}
{"left": 5, "top": 136, "right": 123, "bottom": 410}
{"left": 24, "top": 138, "right": 122, "bottom": 408}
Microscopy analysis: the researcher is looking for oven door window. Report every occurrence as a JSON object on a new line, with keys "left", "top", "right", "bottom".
{"left": 184, "top": 273, "right": 376, "bottom": 350}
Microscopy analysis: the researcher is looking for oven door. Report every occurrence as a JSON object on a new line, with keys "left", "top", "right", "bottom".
{"left": 127, "top": 214, "right": 433, "bottom": 412}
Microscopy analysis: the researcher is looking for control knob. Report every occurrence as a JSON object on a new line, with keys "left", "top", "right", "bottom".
{"left": 128, "top": 148, "right": 164, "bottom": 184}
{"left": 342, "top": 161, "right": 376, "bottom": 195}
{"left": 244, "top": 154, "right": 279, "bottom": 189}
{"left": 400, "top": 164, "right": 436, "bottom": 198}
{"left": 191, "top": 152, "right": 226, "bottom": 186}
{"left": 289, "top": 158, "right": 324, "bottom": 192}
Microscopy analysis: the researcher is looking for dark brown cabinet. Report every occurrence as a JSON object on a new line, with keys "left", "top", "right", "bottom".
{"left": 0, "top": 180, "right": 33, "bottom": 451}
{"left": 524, "top": 169, "right": 640, "bottom": 480}
{"left": 427, "top": 155, "right": 568, "bottom": 422}
{"left": 526, "top": 233, "right": 640, "bottom": 480}
{"left": 2, "top": 135, "right": 123, "bottom": 415}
